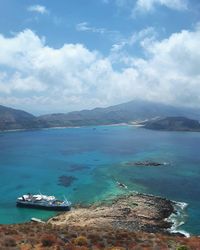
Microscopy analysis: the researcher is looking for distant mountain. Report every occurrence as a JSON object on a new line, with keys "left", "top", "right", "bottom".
{"left": 0, "top": 105, "right": 41, "bottom": 131}
{"left": 143, "top": 117, "right": 200, "bottom": 132}
{"left": 0, "top": 100, "right": 200, "bottom": 131}
{"left": 37, "top": 100, "right": 200, "bottom": 128}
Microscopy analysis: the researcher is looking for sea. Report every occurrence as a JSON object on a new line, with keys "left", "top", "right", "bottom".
{"left": 0, "top": 125, "right": 200, "bottom": 235}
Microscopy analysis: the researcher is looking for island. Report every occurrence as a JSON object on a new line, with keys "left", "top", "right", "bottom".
{"left": 125, "top": 161, "right": 167, "bottom": 167}
{"left": 142, "top": 116, "right": 200, "bottom": 132}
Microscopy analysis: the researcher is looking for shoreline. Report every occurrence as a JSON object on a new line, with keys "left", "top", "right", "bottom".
{"left": 0, "top": 192, "right": 189, "bottom": 237}
{"left": 0, "top": 122, "right": 131, "bottom": 133}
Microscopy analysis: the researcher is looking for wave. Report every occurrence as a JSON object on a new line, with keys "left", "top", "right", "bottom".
{"left": 167, "top": 201, "right": 190, "bottom": 237}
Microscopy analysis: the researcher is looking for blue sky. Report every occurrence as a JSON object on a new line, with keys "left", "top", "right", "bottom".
{"left": 0, "top": 0, "right": 200, "bottom": 114}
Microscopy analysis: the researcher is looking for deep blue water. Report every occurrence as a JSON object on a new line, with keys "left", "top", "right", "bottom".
{"left": 0, "top": 125, "right": 200, "bottom": 235}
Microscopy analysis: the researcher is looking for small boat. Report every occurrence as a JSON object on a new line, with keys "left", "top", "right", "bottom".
{"left": 31, "top": 217, "right": 45, "bottom": 223}
{"left": 16, "top": 193, "right": 71, "bottom": 211}
{"left": 116, "top": 181, "right": 128, "bottom": 189}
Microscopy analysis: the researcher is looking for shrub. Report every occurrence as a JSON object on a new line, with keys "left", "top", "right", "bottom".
{"left": 41, "top": 234, "right": 56, "bottom": 247}
{"left": 73, "top": 236, "right": 88, "bottom": 246}
{"left": 4, "top": 237, "right": 17, "bottom": 247}
{"left": 176, "top": 246, "right": 188, "bottom": 250}
{"left": 108, "top": 247, "right": 126, "bottom": 250}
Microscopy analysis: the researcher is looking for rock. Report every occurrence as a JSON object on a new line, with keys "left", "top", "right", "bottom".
{"left": 126, "top": 161, "right": 166, "bottom": 167}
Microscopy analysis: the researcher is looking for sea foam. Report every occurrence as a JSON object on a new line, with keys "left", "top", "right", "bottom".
{"left": 166, "top": 201, "right": 190, "bottom": 237}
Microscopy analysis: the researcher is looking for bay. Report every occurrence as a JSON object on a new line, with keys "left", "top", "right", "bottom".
{"left": 0, "top": 125, "right": 200, "bottom": 235}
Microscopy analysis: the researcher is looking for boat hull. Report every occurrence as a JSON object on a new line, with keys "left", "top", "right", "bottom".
{"left": 16, "top": 201, "right": 71, "bottom": 211}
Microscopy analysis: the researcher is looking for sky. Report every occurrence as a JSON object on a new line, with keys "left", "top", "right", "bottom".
{"left": 0, "top": 0, "right": 200, "bottom": 114}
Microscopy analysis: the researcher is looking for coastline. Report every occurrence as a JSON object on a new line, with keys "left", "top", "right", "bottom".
{"left": 0, "top": 122, "right": 130, "bottom": 133}
{"left": 167, "top": 201, "right": 190, "bottom": 237}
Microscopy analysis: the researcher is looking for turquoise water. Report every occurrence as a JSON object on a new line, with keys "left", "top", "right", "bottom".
{"left": 0, "top": 125, "right": 200, "bottom": 235}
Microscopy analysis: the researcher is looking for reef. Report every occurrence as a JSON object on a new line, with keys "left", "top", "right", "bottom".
{"left": 58, "top": 175, "right": 77, "bottom": 187}
{"left": 69, "top": 164, "right": 90, "bottom": 172}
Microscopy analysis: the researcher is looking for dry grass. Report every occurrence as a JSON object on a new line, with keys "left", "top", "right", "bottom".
{"left": 0, "top": 223, "right": 199, "bottom": 250}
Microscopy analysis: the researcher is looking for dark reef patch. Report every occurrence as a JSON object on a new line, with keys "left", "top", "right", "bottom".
{"left": 58, "top": 175, "right": 77, "bottom": 187}
{"left": 69, "top": 164, "right": 90, "bottom": 172}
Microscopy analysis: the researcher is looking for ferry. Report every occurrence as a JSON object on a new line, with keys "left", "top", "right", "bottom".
{"left": 16, "top": 193, "right": 71, "bottom": 211}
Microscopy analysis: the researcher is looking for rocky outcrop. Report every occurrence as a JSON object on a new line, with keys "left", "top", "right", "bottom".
{"left": 49, "top": 193, "right": 175, "bottom": 234}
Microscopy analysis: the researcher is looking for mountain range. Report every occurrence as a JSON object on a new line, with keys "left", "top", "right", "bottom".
{"left": 0, "top": 100, "right": 200, "bottom": 131}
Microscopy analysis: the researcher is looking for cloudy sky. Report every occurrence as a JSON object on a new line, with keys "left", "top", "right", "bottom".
{"left": 0, "top": 0, "right": 200, "bottom": 114}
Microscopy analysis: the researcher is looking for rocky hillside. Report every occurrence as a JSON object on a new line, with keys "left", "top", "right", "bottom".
{"left": 143, "top": 117, "right": 200, "bottom": 132}
{"left": 1, "top": 223, "right": 200, "bottom": 249}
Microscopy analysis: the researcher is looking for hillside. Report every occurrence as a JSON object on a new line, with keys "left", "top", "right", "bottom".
{"left": 1, "top": 222, "right": 200, "bottom": 249}
{"left": 37, "top": 100, "right": 200, "bottom": 128}
{"left": 0, "top": 105, "right": 41, "bottom": 131}
{"left": 143, "top": 116, "right": 200, "bottom": 132}
{"left": 1, "top": 101, "right": 200, "bottom": 131}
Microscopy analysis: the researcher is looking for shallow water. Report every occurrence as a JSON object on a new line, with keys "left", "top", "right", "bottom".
{"left": 0, "top": 125, "right": 200, "bottom": 235}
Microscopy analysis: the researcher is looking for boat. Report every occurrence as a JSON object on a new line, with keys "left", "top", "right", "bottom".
{"left": 31, "top": 217, "right": 45, "bottom": 223}
{"left": 16, "top": 193, "right": 71, "bottom": 211}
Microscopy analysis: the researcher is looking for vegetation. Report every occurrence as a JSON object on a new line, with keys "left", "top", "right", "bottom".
{"left": 0, "top": 223, "right": 200, "bottom": 249}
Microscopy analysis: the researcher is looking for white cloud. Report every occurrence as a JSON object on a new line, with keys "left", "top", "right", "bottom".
{"left": 0, "top": 27, "right": 200, "bottom": 113}
{"left": 27, "top": 5, "right": 49, "bottom": 14}
{"left": 135, "top": 0, "right": 188, "bottom": 12}
{"left": 102, "top": 0, "right": 188, "bottom": 14}
{"left": 76, "top": 22, "right": 121, "bottom": 43}
{"left": 111, "top": 27, "right": 157, "bottom": 52}
{"left": 76, "top": 22, "right": 114, "bottom": 35}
